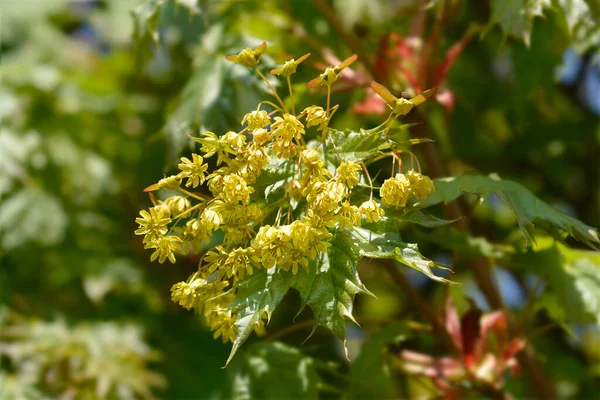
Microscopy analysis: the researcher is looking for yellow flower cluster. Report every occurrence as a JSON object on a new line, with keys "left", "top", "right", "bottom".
{"left": 135, "top": 42, "right": 435, "bottom": 343}
{"left": 380, "top": 170, "right": 434, "bottom": 208}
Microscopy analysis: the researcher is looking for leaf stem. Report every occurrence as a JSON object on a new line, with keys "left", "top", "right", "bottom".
{"left": 255, "top": 68, "right": 286, "bottom": 112}
{"left": 287, "top": 76, "right": 295, "bottom": 114}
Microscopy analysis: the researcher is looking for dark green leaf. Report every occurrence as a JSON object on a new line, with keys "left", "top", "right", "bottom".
{"left": 416, "top": 174, "right": 599, "bottom": 248}
{"left": 220, "top": 341, "right": 324, "bottom": 400}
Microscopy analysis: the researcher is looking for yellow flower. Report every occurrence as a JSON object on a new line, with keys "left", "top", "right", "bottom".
{"left": 204, "top": 246, "right": 229, "bottom": 275}
{"left": 336, "top": 161, "right": 361, "bottom": 189}
{"left": 220, "top": 174, "right": 254, "bottom": 205}
{"left": 303, "top": 208, "right": 336, "bottom": 230}
{"left": 135, "top": 207, "right": 171, "bottom": 243}
{"left": 164, "top": 196, "right": 191, "bottom": 217}
{"left": 278, "top": 249, "right": 309, "bottom": 274}
{"left": 286, "top": 179, "right": 304, "bottom": 201}
{"left": 303, "top": 105, "right": 328, "bottom": 130}
{"left": 177, "top": 154, "right": 208, "bottom": 188}
{"left": 300, "top": 149, "right": 322, "bottom": 168}
{"left": 307, "top": 54, "right": 357, "bottom": 88}
{"left": 242, "top": 110, "right": 270, "bottom": 130}
{"left": 178, "top": 218, "right": 209, "bottom": 254}
{"left": 201, "top": 206, "right": 222, "bottom": 231}
{"left": 272, "top": 137, "right": 298, "bottom": 159}
{"left": 270, "top": 53, "right": 311, "bottom": 77}
{"left": 406, "top": 169, "right": 435, "bottom": 200}
{"left": 380, "top": 173, "right": 411, "bottom": 208}
{"left": 336, "top": 201, "right": 361, "bottom": 230}
{"left": 157, "top": 175, "right": 181, "bottom": 191}
{"left": 272, "top": 113, "right": 305, "bottom": 141}
{"left": 253, "top": 225, "right": 293, "bottom": 269}
{"left": 252, "top": 128, "right": 270, "bottom": 145}
{"left": 225, "top": 41, "right": 267, "bottom": 68}
{"left": 359, "top": 200, "right": 385, "bottom": 223}
{"left": 307, "top": 181, "right": 344, "bottom": 215}
{"left": 170, "top": 278, "right": 229, "bottom": 310}
{"left": 196, "top": 131, "right": 234, "bottom": 166}
{"left": 222, "top": 131, "right": 246, "bottom": 150}
{"left": 145, "top": 235, "right": 181, "bottom": 264}
{"left": 224, "top": 247, "right": 260, "bottom": 280}
{"left": 236, "top": 142, "right": 269, "bottom": 182}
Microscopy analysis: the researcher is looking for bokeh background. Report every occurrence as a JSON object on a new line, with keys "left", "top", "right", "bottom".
{"left": 1, "top": 0, "right": 599, "bottom": 398}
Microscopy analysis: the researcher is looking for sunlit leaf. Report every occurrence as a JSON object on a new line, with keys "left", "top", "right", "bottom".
{"left": 326, "top": 128, "right": 392, "bottom": 162}
{"left": 291, "top": 229, "right": 372, "bottom": 341}
{"left": 226, "top": 268, "right": 292, "bottom": 365}
{"left": 352, "top": 220, "right": 452, "bottom": 283}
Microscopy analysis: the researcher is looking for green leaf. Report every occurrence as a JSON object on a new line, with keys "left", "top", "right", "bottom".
{"left": 291, "top": 230, "right": 372, "bottom": 341}
{"left": 226, "top": 268, "right": 292, "bottom": 365}
{"left": 555, "top": 0, "right": 600, "bottom": 52}
{"left": 327, "top": 128, "right": 392, "bottom": 162}
{"left": 352, "top": 220, "right": 452, "bottom": 283}
{"left": 489, "top": 0, "right": 551, "bottom": 45}
{"left": 220, "top": 341, "right": 324, "bottom": 400}
{"left": 348, "top": 322, "right": 409, "bottom": 399}
{"left": 510, "top": 239, "right": 600, "bottom": 327}
{"left": 388, "top": 210, "right": 461, "bottom": 228}
{"left": 416, "top": 174, "right": 599, "bottom": 248}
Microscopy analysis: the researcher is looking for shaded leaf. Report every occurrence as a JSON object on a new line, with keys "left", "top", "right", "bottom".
{"left": 220, "top": 341, "right": 324, "bottom": 400}
{"left": 416, "top": 174, "right": 599, "bottom": 248}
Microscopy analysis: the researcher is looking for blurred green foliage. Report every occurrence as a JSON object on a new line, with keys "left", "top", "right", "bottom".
{"left": 1, "top": 0, "right": 599, "bottom": 399}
